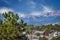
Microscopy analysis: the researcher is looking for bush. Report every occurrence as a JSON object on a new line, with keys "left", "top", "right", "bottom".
{"left": 39, "top": 36, "right": 48, "bottom": 40}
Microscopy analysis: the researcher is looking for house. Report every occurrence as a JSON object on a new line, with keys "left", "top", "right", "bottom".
{"left": 48, "top": 31, "right": 60, "bottom": 40}
{"left": 33, "top": 31, "right": 45, "bottom": 37}
{"left": 26, "top": 30, "right": 60, "bottom": 40}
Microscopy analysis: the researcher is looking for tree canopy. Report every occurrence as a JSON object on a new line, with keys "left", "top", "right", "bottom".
{"left": 0, "top": 11, "right": 27, "bottom": 40}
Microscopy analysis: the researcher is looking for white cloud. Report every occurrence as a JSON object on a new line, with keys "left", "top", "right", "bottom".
{"left": 16, "top": 12, "right": 42, "bottom": 18}
{"left": 30, "top": 12, "right": 42, "bottom": 16}
{"left": 0, "top": 7, "right": 26, "bottom": 18}
{"left": 0, "top": 6, "right": 59, "bottom": 19}
{"left": 51, "top": 10, "right": 60, "bottom": 16}
{"left": 2, "top": 0, "right": 10, "bottom": 5}
{"left": 42, "top": 6, "right": 53, "bottom": 13}
{"left": 18, "top": 10, "right": 60, "bottom": 18}
{"left": 28, "top": 12, "right": 42, "bottom": 19}
{"left": 26, "top": 5, "right": 55, "bottom": 18}
{"left": 27, "top": 1, "right": 36, "bottom": 8}
{"left": 30, "top": 1, "right": 36, "bottom": 8}
{"left": 0, "top": 7, "right": 13, "bottom": 14}
{"left": 17, "top": 12, "right": 26, "bottom": 18}
{"left": 25, "top": 10, "right": 60, "bottom": 18}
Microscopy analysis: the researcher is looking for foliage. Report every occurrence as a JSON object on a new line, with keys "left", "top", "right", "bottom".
{"left": 51, "top": 37, "right": 57, "bottom": 40}
{"left": 26, "top": 25, "right": 34, "bottom": 34}
{"left": 39, "top": 36, "right": 48, "bottom": 40}
{"left": 0, "top": 11, "right": 27, "bottom": 40}
{"left": 34, "top": 32, "right": 40, "bottom": 36}
{"left": 32, "top": 24, "right": 60, "bottom": 32}
{"left": 51, "top": 36, "right": 60, "bottom": 40}
{"left": 0, "top": 11, "right": 60, "bottom": 40}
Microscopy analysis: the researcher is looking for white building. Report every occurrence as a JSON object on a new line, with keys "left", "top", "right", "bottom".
{"left": 34, "top": 31, "right": 45, "bottom": 37}
{"left": 48, "top": 31, "right": 60, "bottom": 40}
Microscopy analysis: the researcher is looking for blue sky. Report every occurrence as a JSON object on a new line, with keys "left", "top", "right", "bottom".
{"left": 0, "top": 0, "right": 60, "bottom": 25}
